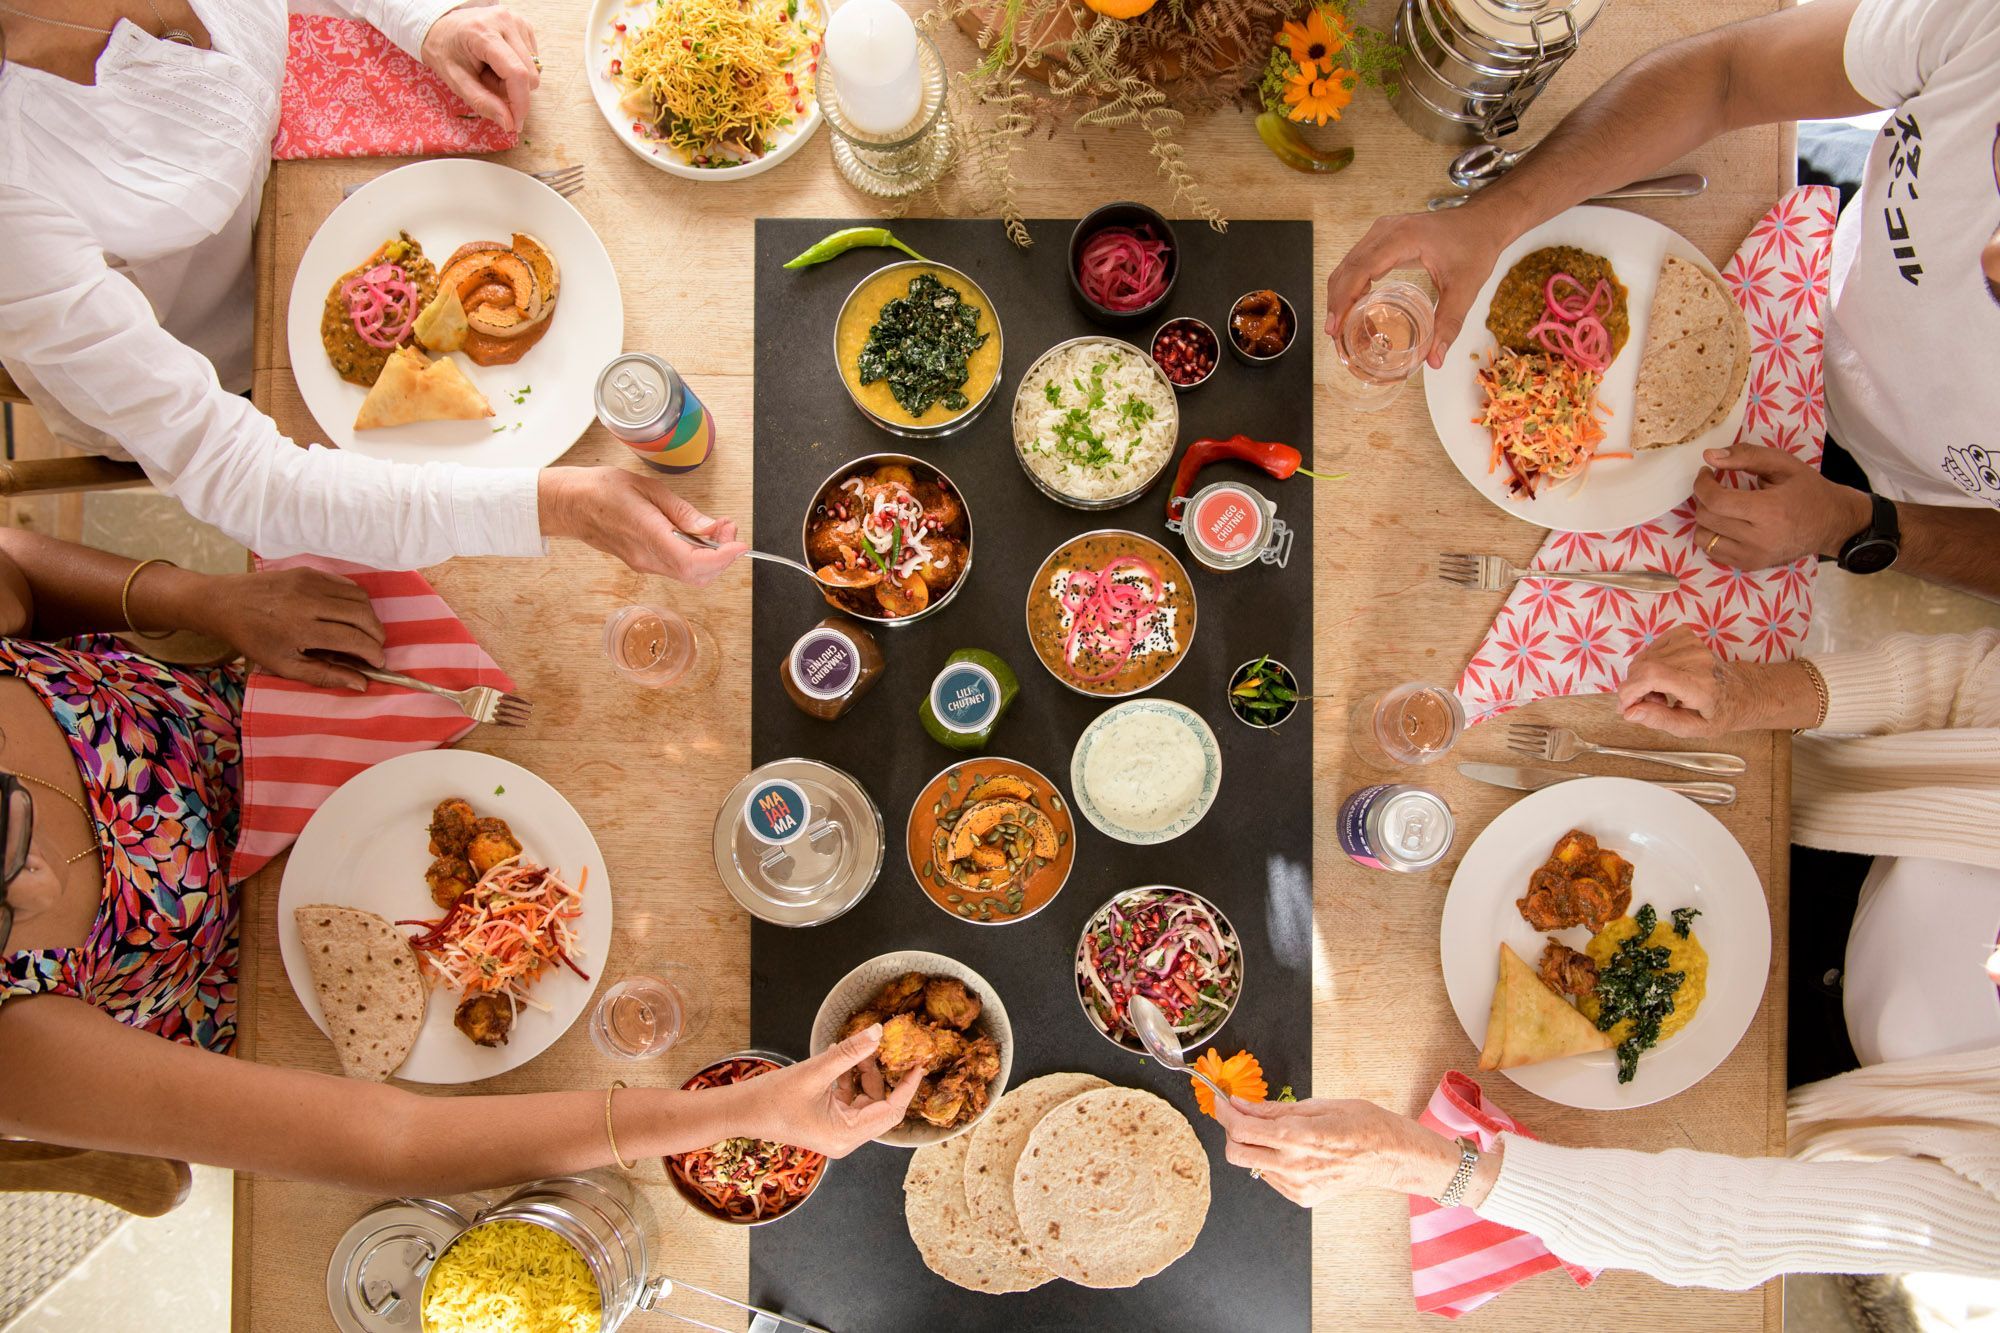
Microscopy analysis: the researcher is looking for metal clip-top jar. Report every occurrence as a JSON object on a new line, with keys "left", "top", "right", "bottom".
{"left": 1392, "top": 0, "right": 1607, "bottom": 145}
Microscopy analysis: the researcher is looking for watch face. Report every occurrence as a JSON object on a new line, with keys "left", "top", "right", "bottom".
{"left": 1841, "top": 536, "right": 1899, "bottom": 575}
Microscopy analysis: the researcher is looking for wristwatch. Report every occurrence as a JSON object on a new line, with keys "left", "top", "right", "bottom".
{"left": 1835, "top": 493, "right": 1901, "bottom": 574}
{"left": 1433, "top": 1136, "right": 1481, "bottom": 1208}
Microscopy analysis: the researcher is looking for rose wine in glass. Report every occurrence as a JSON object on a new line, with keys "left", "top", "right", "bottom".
{"left": 1333, "top": 279, "right": 1435, "bottom": 412}
{"left": 589, "top": 967, "right": 709, "bottom": 1061}
{"left": 1349, "top": 682, "right": 1466, "bottom": 770}
{"left": 603, "top": 605, "right": 702, "bottom": 689}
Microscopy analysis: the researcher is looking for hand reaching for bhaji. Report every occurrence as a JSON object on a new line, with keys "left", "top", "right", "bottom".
{"left": 735, "top": 1023, "right": 922, "bottom": 1157}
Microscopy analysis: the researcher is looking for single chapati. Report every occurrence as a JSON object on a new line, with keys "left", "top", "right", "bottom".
{"left": 1631, "top": 256, "right": 1749, "bottom": 449}
{"left": 1012, "top": 1087, "right": 1210, "bottom": 1289}
{"left": 903, "top": 1132, "right": 1049, "bottom": 1293}
{"left": 295, "top": 904, "right": 426, "bottom": 1082}
{"left": 963, "top": 1073, "right": 1109, "bottom": 1268}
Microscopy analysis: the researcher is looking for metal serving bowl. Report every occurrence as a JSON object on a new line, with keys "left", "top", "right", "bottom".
{"left": 1010, "top": 336, "right": 1181, "bottom": 511}
{"left": 666, "top": 1050, "right": 828, "bottom": 1227}
{"left": 1225, "top": 289, "right": 1299, "bottom": 366}
{"left": 1073, "top": 885, "right": 1243, "bottom": 1056}
{"left": 831, "top": 260, "right": 1004, "bottom": 440}
{"left": 801, "top": 451, "right": 973, "bottom": 628}
{"left": 1225, "top": 656, "right": 1301, "bottom": 731}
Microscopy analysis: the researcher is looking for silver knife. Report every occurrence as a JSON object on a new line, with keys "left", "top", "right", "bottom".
{"left": 1457, "top": 761, "right": 1736, "bottom": 807}
{"left": 1427, "top": 172, "right": 1708, "bottom": 211}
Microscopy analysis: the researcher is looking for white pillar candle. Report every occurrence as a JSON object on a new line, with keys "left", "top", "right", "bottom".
{"left": 824, "top": 0, "right": 923, "bottom": 136}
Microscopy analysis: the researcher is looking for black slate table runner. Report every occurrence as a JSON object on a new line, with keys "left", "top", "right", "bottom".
{"left": 749, "top": 217, "right": 1315, "bottom": 1333}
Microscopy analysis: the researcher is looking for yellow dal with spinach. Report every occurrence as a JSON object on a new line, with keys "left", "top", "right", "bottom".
{"left": 421, "top": 1220, "right": 600, "bottom": 1333}
{"left": 835, "top": 264, "right": 1001, "bottom": 428}
{"left": 1580, "top": 912, "right": 1707, "bottom": 1048}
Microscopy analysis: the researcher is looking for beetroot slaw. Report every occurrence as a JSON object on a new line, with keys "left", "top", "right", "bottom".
{"left": 1077, "top": 888, "right": 1240, "bottom": 1048}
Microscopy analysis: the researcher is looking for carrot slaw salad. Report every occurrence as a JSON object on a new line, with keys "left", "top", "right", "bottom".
{"left": 398, "top": 858, "right": 589, "bottom": 1014}
{"left": 1474, "top": 348, "right": 1624, "bottom": 498}
{"left": 669, "top": 1058, "right": 827, "bottom": 1222}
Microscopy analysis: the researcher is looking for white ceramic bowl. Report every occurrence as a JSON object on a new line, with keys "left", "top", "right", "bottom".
{"left": 808, "top": 950, "right": 1013, "bottom": 1148}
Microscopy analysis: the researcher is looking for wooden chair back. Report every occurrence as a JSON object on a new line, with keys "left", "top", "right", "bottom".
{"left": 0, "top": 361, "right": 151, "bottom": 496}
{"left": 0, "top": 1141, "right": 191, "bottom": 1218}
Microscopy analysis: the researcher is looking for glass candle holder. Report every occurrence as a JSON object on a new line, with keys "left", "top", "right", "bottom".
{"left": 815, "top": 29, "right": 952, "bottom": 200}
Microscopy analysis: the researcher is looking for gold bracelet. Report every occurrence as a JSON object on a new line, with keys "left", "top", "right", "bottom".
{"left": 604, "top": 1080, "right": 638, "bottom": 1173}
{"left": 119, "top": 558, "right": 177, "bottom": 642}
{"left": 1795, "top": 659, "right": 1830, "bottom": 734}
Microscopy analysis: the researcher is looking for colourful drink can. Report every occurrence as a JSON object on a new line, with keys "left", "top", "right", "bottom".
{"left": 1337, "top": 783, "right": 1453, "bottom": 872}
{"left": 595, "top": 352, "right": 714, "bottom": 474}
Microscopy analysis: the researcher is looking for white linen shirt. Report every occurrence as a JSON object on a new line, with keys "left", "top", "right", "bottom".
{"left": 0, "top": 0, "right": 545, "bottom": 568}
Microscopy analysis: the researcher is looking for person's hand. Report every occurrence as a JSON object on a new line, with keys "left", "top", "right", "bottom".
{"left": 1212, "top": 1096, "right": 1460, "bottom": 1207}
{"left": 421, "top": 6, "right": 539, "bottom": 133}
{"left": 736, "top": 1024, "right": 923, "bottom": 1157}
{"left": 539, "top": 468, "right": 748, "bottom": 585}
{"left": 1324, "top": 204, "right": 1513, "bottom": 369}
{"left": 1692, "top": 444, "right": 1871, "bottom": 570}
{"left": 1615, "top": 624, "right": 1805, "bottom": 737}
{"left": 204, "top": 567, "right": 386, "bottom": 691}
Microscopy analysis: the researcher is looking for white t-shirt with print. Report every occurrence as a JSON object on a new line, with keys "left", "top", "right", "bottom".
{"left": 1825, "top": 0, "right": 2000, "bottom": 509}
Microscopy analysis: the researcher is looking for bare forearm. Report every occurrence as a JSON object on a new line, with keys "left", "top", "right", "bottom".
{"left": 0, "top": 997, "right": 761, "bottom": 1195}
{"left": 0, "top": 529, "right": 219, "bottom": 640}
{"left": 1473, "top": 2, "right": 1870, "bottom": 241}
{"left": 1889, "top": 504, "right": 2000, "bottom": 602}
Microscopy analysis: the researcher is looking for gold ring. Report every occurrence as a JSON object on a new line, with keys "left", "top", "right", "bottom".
{"left": 532, "top": 56, "right": 542, "bottom": 70}
{"left": 1249, "top": 1168, "right": 1264, "bottom": 1181}
{"left": 1705, "top": 532, "right": 1722, "bottom": 555}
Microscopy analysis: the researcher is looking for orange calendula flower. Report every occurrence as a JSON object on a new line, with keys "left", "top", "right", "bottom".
{"left": 1191, "top": 1048, "right": 1269, "bottom": 1119}
{"left": 1285, "top": 67, "right": 1356, "bottom": 126}
{"left": 1281, "top": 7, "right": 1346, "bottom": 72}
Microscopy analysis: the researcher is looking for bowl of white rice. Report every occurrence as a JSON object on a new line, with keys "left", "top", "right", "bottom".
{"left": 1011, "top": 336, "right": 1179, "bottom": 510}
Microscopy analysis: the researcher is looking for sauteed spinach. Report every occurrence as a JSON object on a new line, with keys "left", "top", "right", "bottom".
{"left": 856, "top": 272, "right": 989, "bottom": 416}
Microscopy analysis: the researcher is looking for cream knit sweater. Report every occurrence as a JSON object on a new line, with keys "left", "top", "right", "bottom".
{"left": 1477, "top": 630, "right": 2000, "bottom": 1286}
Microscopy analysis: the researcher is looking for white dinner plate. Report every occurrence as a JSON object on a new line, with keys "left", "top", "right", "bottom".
{"left": 1439, "top": 777, "right": 1769, "bottom": 1110}
{"left": 277, "top": 750, "right": 613, "bottom": 1085}
{"left": 582, "top": 0, "right": 824, "bottom": 182}
{"left": 1422, "top": 205, "right": 1750, "bottom": 533}
{"left": 1068, "top": 700, "right": 1221, "bottom": 846}
{"left": 285, "top": 159, "right": 622, "bottom": 467}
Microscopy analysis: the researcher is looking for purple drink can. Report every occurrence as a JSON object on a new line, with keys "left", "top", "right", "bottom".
{"left": 1337, "top": 783, "right": 1454, "bottom": 872}
{"left": 595, "top": 352, "right": 714, "bottom": 474}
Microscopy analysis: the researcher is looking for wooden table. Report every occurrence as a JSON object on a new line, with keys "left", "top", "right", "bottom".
{"left": 238, "top": 3, "right": 1794, "bottom": 1328}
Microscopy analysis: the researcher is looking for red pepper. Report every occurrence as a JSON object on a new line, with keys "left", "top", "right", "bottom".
{"left": 1166, "top": 435, "right": 1308, "bottom": 523}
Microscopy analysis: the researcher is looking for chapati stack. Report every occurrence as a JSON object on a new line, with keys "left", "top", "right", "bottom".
{"left": 903, "top": 1074, "right": 1210, "bottom": 1293}
{"left": 1631, "top": 256, "right": 1751, "bottom": 450}
{"left": 295, "top": 904, "right": 426, "bottom": 1081}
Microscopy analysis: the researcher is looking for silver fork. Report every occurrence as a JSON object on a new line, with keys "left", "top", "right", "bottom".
{"left": 354, "top": 665, "right": 532, "bottom": 727}
{"left": 340, "top": 164, "right": 584, "bottom": 200}
{"left": 1439, "top": 553, "right": 1680, "bottom": 595}
{"left": 1506, "top": 722, "right": 1747, "bottom": 775}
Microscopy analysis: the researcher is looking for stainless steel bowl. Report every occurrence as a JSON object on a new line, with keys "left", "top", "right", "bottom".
{"left": 1010, "top": 336, "right": 1180, "bottom": 511}
{"left": 667, "top": 1050, "right": 827, "bottom": 1226}
{"left": 1073, "top": 886, "right": 1243, "bottom": 1055}
{"left": 1225, "top": 289, "right": 1299, "bottom": 366}
{"left": 1023, "top": 528, "right": 1198, "bottom": 698}
{"left": 1148, "top": 316, "right": 1220, "bottom": 393}
{"left": 801, "top": 452, "right": 973, "bottom": 628}
{"left": 1225, "top": 656, "right": 1301, "bottom": 731}
{"left": 832, "top": 260, "right": 1004, "bottom": 440}
{"left": 904, "top": 757, "right": 1076, "bottom": 928}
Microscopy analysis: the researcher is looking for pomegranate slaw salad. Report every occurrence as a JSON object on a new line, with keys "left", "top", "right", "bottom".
{"left": 1077, "top": 888, "right": 1241, "bottom": 1049}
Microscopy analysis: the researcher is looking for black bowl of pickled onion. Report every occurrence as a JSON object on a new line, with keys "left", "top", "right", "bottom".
{"left": 1069, "top": 203, "right": 1178, "bottom": 329}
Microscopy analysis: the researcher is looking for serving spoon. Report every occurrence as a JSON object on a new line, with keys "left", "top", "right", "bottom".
{"left": 1129, "top": 996, "right": 1231, "bottom": 1105}
{"left": 671, "top": 529, "right": 840, "bottom": 588}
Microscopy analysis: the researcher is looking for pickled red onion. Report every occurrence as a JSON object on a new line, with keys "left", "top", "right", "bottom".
{"left": 1544, "top": 273, "right": 1610, "bottom": 324}
{"left": 1531, "top": 271, "right": 1613, "bottom": 372}
{"left": 1060, "top": 555, "right": 1164, "bottom": 683}
{"left": 341, "top": 263, "right": 419, "bottom": 350}
{"left": 1078, "top": 226, "right": 1172, "bottom": 313}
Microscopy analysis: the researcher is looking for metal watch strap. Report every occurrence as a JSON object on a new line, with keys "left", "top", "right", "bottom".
{"left": 1434, "top": 1136, "right": 1480, "bottom": 1208}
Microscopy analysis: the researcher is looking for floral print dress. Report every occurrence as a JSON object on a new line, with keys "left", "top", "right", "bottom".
{"left": 0, "top": 637, "right": 244, "bottom": 1053}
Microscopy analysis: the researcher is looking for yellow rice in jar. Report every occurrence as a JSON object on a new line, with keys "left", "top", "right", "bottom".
{"left": 421, "top": 1220, "right": 600, "bottom": 1333}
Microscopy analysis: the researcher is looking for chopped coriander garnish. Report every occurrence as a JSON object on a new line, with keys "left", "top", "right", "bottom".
{"left": 494, "top": 784, "right": 506, "bottom": 795}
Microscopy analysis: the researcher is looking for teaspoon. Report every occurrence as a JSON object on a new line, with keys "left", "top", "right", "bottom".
{"left": 1129, "top": 996, "right": 1230, "bottom": 1105}
{"left": 672, "top": 530, "right": 840, "bottom": 588}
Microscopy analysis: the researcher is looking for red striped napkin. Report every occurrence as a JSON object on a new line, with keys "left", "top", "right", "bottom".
{"left": 1457, "top": 185, "right": 1840, "bottom": 722}
{"left": 1410, "top": 1071, "right": 1597, "bottom": 1317}
{"left": 274, "top": 15, "right": 517, "bottom": 161}
{"left": 229, "top": 556, "right": 514, "bottom": 882}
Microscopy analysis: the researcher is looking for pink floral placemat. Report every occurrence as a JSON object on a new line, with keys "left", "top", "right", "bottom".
{"left": 1457, "top": 185, "right": 1840, "bottom": 723}
{"left": 275, "top": 15, "right": 516, "bottom": 161}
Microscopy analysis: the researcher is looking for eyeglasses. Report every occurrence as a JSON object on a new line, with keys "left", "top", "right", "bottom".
{"left": 0, "top": 775, "right": 33, "bottom": 952}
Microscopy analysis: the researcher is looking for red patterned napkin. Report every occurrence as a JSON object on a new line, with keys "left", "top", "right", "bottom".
{"left": 229, "top": 556, "right": 515, "bottom": 882}
{"left": 1457, "top": 186, "right": 1840, "bottom": 722}
{"left": 274, "top": 15, "right": 517, "bottom": 161}
{"left": 1410, "top": 1071, "right": 1598, "bottom": 1317}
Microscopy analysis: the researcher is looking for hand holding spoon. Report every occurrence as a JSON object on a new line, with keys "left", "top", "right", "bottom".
{"left": 1129, "top": 996, "right": 1229, "bottom": 1104}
